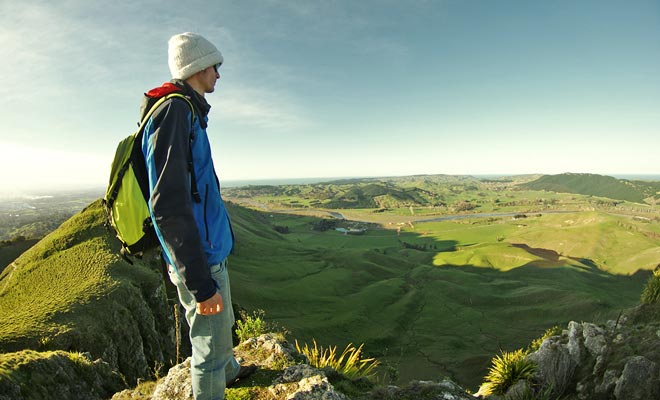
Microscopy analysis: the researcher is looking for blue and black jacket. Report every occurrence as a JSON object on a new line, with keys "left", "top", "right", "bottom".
{"left": 141, "top": 80, "right": 233, "bottom": 303}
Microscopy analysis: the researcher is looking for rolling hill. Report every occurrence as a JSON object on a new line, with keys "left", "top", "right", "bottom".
{"left": 519, "top": 173, "right": 660, "bottom": 203}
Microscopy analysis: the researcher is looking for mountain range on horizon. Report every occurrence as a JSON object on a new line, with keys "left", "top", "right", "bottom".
{"left": 2, "top": 171, "right": 660, "bottom": 199}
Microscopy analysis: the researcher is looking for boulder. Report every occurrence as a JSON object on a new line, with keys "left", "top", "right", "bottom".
{"left": 527, "top": 335, "right": 577, "bottom": 397}
{"left": 613, "top": 356, "right": 660, "bottom": 400}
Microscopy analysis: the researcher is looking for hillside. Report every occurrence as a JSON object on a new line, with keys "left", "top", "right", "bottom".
{"left": 0, "top": 200, "right": 175, "bottom": 389}
{"left": 519, "top": 173, "right": 660, "bottom": 204}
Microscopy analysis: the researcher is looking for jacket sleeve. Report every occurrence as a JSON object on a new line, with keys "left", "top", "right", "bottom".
{"left": 146, "top": 99, "right": 216, "bottom": 303}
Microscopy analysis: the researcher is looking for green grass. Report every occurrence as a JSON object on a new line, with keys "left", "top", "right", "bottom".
{"left": 0, "top": 203, "right": 120, "bottom": 349}
{"left": 422, "top": 212, "right": 660, "bottom": 274}
{"left": 226, "top": 202, "right": 656, "bottom": 390}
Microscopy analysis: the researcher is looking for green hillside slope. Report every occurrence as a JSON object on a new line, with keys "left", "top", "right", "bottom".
{"left": 0, "top": 200, "right": 174, "bottom": 385}
{"left": 520, "top": 173, "right": 660, "bottom": 203}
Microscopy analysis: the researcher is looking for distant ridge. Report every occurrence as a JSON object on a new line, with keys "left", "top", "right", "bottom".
{"left": 519, "top": 172, "right": 660, "bottom": 203}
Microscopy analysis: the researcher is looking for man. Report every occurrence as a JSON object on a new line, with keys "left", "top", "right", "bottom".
{"left": 140, "top": 32, "right": 255, "bottom": 400}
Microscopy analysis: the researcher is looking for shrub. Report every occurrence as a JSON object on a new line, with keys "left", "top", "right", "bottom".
{"left": 312, "top": 219, "right": 337, "bottom": 231}
{"left": 235, "top": 310, "right": 267, "bottom": 343}
{"left": 528, "top": 325, "right": 562, "bottom": 352}
{"left": 478, "top": 349, "right": 537, "bottom": 396}
{"left": 295, "top": 339, "right": 380, "bottom": 380}
{"left": 641, "top": 269, "right": 660, "bottom": 304}
{"left": 455, "top": 201, "right": 476, "bottom": 211}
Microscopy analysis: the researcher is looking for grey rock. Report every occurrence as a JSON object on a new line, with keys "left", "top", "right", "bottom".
{"left": 504, "top": 379, "right": 531, "bottom": 399}
{"left": 376, "top": 380, "right": 474, "bottom": 400}
{"left": 567, "top": 321, "right": 583, "bottom": 363}
{"left": 613, "top": 356, "right": 660, "bottom": 400}
{"left": 582, "top": 323, "right": 608, "bottom": 357}
{"left": 151, "top": 358, "right": 194, "bottom": 400}
{"left": 289, "top": 374, "right": 348, "bottom": 400}
{"left": 595, "top": 369, "right": 619, "bottom": 398}
{"left": 270, "top": 365, "right": 348, "bottom": 400}
{"left": 527, "top": 335, "right": 576, "bottom": 397}
{"left": 241, "top": 333, "right": 298, "bottom": 361}
{"left": 277, "top": 364, "right": 324, "bottom": 383}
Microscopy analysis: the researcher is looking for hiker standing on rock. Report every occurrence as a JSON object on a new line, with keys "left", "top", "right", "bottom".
{"left": 140, "top": 32, "right": 255, "bottom": 400}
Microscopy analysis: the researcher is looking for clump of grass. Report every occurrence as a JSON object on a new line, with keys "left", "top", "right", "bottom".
{"left": 478, "top": 349, "right": 537, "bottom": 396}
{"left": 529, "top": 325, "right": 562, "bottom": 352}
{"left": 641, "top": 269, "right": 660, "bottom": 304}
{"left": 295, "top": 339, "right": 380, "bottom": 380}
{"left": 235, "top": 310, "right": 267, "bottom": 343}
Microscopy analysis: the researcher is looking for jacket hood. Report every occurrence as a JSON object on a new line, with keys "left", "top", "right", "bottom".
{"left": 140, "top": 80, "right": 211, "bottom": 127}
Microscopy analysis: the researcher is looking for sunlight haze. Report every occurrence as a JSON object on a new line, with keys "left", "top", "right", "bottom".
{"left": 1, "top": 0, "right": 658, "bottom": 194}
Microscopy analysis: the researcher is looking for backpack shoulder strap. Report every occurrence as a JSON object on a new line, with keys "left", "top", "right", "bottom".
{"left": 160, "top": 93, "right": 202, "bottom": 203}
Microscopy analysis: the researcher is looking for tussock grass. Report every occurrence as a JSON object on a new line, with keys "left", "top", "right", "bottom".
{"left": 641, "top": 269, "right": 660, "bottom": 304}
{"left": 295, "top": 339, "right": 380, "bottom": 380}
{"left": 478, "top": 349, "right": 536, "bottom": 396}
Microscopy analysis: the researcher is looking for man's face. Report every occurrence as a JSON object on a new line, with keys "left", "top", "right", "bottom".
{"left": 202, "top": 64, "right": 221, "bottom": 94}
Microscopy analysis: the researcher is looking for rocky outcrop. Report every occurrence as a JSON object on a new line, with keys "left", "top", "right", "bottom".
{"left": 0, "top": 350, "right": 125, "bottom": 400}
{"left": 121, "top": 334, "right": 475, "bottom": 400}
{"left": 509, "top": 303, "right": 660, "bottom": 400}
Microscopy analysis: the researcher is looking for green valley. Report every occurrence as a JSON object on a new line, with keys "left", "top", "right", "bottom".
{"left": 223, "top": 174, "right": 660, "bottom": 389}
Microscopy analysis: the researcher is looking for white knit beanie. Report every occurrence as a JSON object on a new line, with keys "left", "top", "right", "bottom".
{"left": 168, "top": 32, "right": 224, "bottom": 80}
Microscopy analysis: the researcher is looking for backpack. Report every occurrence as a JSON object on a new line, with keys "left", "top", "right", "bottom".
{"left": 103, "top": 92, "right": 200, "bottom": 259}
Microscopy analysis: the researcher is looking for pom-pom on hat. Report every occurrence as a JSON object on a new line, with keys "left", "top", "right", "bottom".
{"left": 168, "top": 32, "right": 223, "bottom": 80}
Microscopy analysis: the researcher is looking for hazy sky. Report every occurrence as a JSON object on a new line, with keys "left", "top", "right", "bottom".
{"left": 1, "top": 0, "right": 658, "bottom": 193}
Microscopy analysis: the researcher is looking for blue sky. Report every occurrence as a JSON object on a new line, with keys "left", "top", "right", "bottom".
{"left": 0, "top": 0, "right": 659, "bottom": 193}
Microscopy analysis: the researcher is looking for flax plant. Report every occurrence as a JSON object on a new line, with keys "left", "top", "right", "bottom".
{"left": 478, "top": 348, "right": 536, "bottom": 396}
{"left": 295, "top": 339, "right": 380, "bottom": 380}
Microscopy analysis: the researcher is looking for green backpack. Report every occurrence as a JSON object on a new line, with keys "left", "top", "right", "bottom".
{"left": 104, "top": 93, "right": 199, "bottom": 258}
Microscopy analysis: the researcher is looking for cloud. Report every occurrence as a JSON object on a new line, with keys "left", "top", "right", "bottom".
{"left": 215, "top": 85, "right": 310, "bottom": 131}
{"left": 0, "top": 1, "right": 154, "bottom": 102}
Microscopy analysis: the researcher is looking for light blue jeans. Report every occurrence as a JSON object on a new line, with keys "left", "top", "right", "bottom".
{"left": 168, "top": 260, "right": 241, "bottom": 400}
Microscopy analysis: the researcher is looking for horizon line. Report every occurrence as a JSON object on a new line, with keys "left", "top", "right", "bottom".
{"left": 2, "top": 172, "right": 660, "bottom": 197}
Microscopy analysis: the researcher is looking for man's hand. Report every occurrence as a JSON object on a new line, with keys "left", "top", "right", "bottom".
{"left": 196, "top": 292, "right": 223, "bottom": 315}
